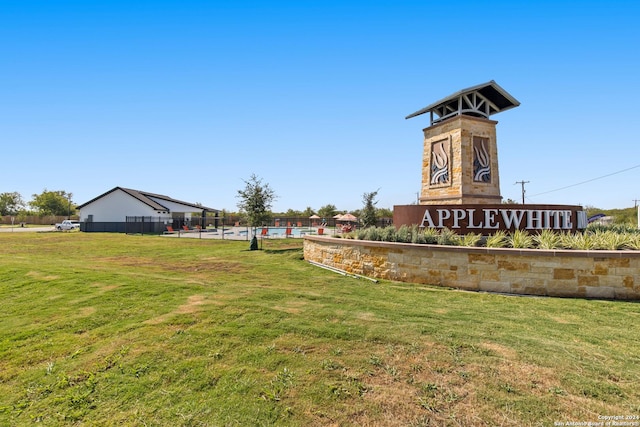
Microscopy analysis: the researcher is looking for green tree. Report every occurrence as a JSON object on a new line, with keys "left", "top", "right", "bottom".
{"left": 284, "top": 208, "right": 301, "bottom": 217}
{"left": 0, "top": 192, "right": 25, "bottom": 216}
{"left": 236, "top": 174, "right": 277, "bottom": 250}
{"left": 302, "top": 206, "right": 315, "bottom": 217}
{"left": 317, "top": 204, "right": 338, "bottom": 219}
{"left": 377, "top": 207, "right": 393, "bottom": 218}
{"left": 361, "top": 189, "right": 379, "bottom": 227}
{"left": 30, "top": 190, "right": 74, "bottom": 216}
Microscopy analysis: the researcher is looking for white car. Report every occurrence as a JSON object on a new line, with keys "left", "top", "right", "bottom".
{"left": 55, "top": 220, "right": 80, "bottom": 231}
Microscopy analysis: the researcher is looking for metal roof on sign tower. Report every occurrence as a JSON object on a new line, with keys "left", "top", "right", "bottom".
{"left": 406, "top": 80, "right": 520, "bottom": 126}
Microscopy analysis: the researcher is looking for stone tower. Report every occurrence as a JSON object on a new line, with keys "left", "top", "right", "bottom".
{"left": 406, "top": 81, "right": 520, "bottom": 205}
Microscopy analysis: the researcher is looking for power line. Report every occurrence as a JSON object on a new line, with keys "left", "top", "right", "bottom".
{"left": 529, "top": 164, "right": 640, "bottom": 198}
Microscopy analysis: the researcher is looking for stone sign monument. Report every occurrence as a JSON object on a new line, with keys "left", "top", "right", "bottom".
{"left": 394, "top": 81, "right": 587, "bottom": 233}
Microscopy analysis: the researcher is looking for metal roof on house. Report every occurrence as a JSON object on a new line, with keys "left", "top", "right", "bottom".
{"left": 405, "top": 80, "right": 520, "bottom": 125}
{"left": 77, "top": 187, "right": 218, "bottom": 212}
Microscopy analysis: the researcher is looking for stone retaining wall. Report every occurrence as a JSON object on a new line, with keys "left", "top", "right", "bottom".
{"left": 303, "top": 236, "right": 640, "bottom": 300}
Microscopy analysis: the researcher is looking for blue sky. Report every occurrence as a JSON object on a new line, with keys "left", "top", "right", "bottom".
{"left": 2, "top": 1, "right": 639, "bottom": 213}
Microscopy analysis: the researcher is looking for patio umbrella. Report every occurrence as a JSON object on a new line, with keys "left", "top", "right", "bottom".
{"left": 309, "top": 214, "right": 321, "bottom": 226}
{"left": 339, "top": 213, "right": 358, "bottom": 222}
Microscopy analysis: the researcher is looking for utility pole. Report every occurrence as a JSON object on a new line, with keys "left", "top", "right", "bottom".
{"left": 514, "top": 180, "right": 529, "bottom": 204}
{"left": 635, "top": 199, "right": 640, "bottom": 229}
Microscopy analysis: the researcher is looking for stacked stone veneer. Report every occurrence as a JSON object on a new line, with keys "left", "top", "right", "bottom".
{"left": 304, "top": 236, "right": 640, "bottom": 300}
{"left": 421, "top": 115, "right": 501, "bottom": 205}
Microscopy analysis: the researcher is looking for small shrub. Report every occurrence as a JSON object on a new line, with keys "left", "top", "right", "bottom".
{"left": 508, "top": 230, "right": 534, "bottom": 249}
{"left": 382, "top": 225, "right": 398, "bottom": 242}
{"left": 486, "top": 230, "right": 507, "bottom": 248}
{"left": 534, "top": 229, "right": 562, "bottom": 249}
{"left": 411, "top": 225, "right": 425, "bottom": 244}
{"left": 421, "top": 227, "right": 439, "bottom": 244}
{"left": 626, "top": 233, "right": 640, "bottom": 250}
{"left": 395, "top": 225, "right": 411, "bottom": 243}
{"left": 460, "top": 232, "right": 481, "bottom": 247}
{"left": 437, "top": 228, "right": 460, "bottom": 246}
{"left": 561, "top": 232, "right": 595, "bottom": 250}
{"left": 594, "top": 230, "right": 630, "bottom": 250}
{"left": 343, "top": 221, "right": 640, "bottom": 251}
{"left": 364, "top": 227, "right": 382, "bottom": 241}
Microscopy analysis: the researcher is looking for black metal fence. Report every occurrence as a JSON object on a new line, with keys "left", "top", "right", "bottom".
{"left": 123, "top": 216, "right": 221, "bottom": 235}
{"left": 81, "top": 215, "right": 394, "bottom": 234}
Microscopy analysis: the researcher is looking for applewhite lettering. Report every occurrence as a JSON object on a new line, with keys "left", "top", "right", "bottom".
{"left": 420, "top": 208, "right": 584, "bottom": 232}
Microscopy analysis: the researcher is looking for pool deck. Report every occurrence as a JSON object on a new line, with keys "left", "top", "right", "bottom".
{"left": 161, "top": 226, "right": 339, "bottom": 240}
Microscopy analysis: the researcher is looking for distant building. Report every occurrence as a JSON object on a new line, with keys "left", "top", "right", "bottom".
{"left": 77, "top": 186, "right": 218, "bottom": 233}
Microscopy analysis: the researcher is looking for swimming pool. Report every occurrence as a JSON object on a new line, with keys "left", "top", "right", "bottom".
{"left": 259, "top": 227, "right": 314, "bottom": 237}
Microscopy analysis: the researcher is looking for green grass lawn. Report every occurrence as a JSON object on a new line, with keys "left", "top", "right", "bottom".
{"left": 1, "top": 233, "right": 639, "bottom": 426}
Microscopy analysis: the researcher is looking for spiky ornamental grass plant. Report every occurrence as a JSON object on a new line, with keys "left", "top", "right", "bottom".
{"left": 593, "top": 230, "right": 631, "bottom": 250}
{"left": 394, "top": 225, "right": 411, "bottom": 243}
{"left": 352, "top": 223, "right": 640, "bottom": 250}
{"left": 383, "top": 225, "right": 399, "bottom": 242}
{"left": 533, "top": 229, "right": 563, "bottom": 249}
{"left": 410, "top": 225, "right": 425, "bottom": 244}
{"left": 561, "top": 231, "right": 596, "bottom": 250}
{"left": 363, "top": 227, "right": 383, "bottom": 241}
{"left": 436, "top": 227, "right": 460, "bottom": 246}
{"left": 485, "top": 230, "right": 508, "bottom": 248}
{"left": 460, "top": 232, "right": 482, "bottom": 247}
{"left": 422, "top": 227, "right": 439, "bottom": 244}
{"left": 355, "top": 228, "right": 368, "bottom": 240}
{"left": 508, "top": 230, "right": 534, "bottom": 249}
{"left": 626, "top": 233, "right": 640, "bottom": 250}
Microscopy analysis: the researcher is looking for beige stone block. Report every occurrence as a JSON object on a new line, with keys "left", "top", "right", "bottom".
{"left": 585, "top": 286, "right": 615, "bottom": 299}
{"left": 608, "top": 258, "right": 630, "bottom": 268}
{"left": 577, "top": 275, "right": 599, "bottom": 286}
{"left": 598, "top": 275, "right": 625, "bottom": 287}
{"left": 471, "top": 263, "right": 497, "bottom": 272}
{"left": 593, "top": 263, "right": 608, "bottom": 275}
{"left": 442, "top": 271, "right": 458, "bottom": 282}
{"left": 613, "top": 267, "right": 636, "bottom": 277}
{"left": 468, "top": 267, "right": 479, "bottom": 276}
{"left": 530, "top": 266, "right": 555, "bottom": 276}
{"left": 481, "top": 271, "right": 501, "bottom": 281}
{"left": 530, "top": 259, "right": 561, "bottom": 269}
{"left": 456, "top": 280, "right": 479, "bottom": 291}
{"left": 497, "top": 259, "right": 530, "bottom": 272}
{"left": 522, "top": 284, "right": 548, "bottom": 296}
{"left": 419, "top": 255, "right": 435, "bottom": 265}
{"left": 615, "top": 287, "right": 640, "bottom": 300}
{"left": 479, "top": 281, "right": 511, "bottom": 293}
{"left": 388, "top": 252, "right": 404, "bottom": 263}
{"left": 556, "top": 256, "right": 593, "bottom": 270}
{"left": 553, "top": 268, "right": 575, "bottom": 280}
{"left": 403, "top": 255, "right": 422, "bottom": 265}
{"left": 468, "top": 253, "right": 495, "bottom": 264}
{"left": 546, "top": 282, "right": 579, "bottom": 297}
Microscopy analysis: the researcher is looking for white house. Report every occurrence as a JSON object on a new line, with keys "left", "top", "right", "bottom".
{"left": 77, "top": 187, "right": 219, "bottom": 233}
